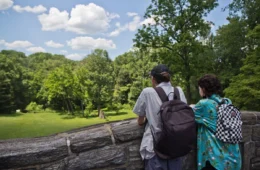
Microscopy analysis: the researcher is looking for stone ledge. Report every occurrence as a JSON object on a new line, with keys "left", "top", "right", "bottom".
{"left": 0, "top": 136, "right": 68, "bottom": 169}
{"left": 68, "top": 125, "right": 112, "bottom": 154}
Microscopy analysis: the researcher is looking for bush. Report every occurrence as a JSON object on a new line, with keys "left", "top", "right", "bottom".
{"left": 122, "top": 104, "right": 132, "bottom": 110}
{"left": 26, "top": 102, "right": 43, "bottom": 113}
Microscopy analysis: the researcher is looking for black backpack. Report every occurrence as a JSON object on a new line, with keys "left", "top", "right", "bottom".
{"left": 153, "top": 87, "right": 196, "bottom": 159}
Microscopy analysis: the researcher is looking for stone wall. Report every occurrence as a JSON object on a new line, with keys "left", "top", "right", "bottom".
{"left": 0, "top": 111, "right": 259, "bottom": 170}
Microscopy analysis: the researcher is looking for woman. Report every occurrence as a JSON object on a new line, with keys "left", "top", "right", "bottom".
{"left": 192, "top": 74, "right": 241, "bottom": 170}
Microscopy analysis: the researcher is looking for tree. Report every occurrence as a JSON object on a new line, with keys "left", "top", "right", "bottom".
{"left": 213, "top": 17, "right": 247, "bottom": 89}
{"left": 229, "top": 0, "right": 260, "bottom": 30}
{"left": 82, "top": 49, "right": 114, "bottom": 118}
{"left": 43, "top": 64, "right": 76, "bottom": 114}
{"left": 113, "top": 50, "right": 157, "bottom": 106}
{"left": 74, "top": 65, "right": 92, "bottom": 117}
{"left": 27, "top": 53, "right": 74, "bottom": 108}
{"left": 134, "top": 0, "right": 218, "bottom": 103}
{"left": 0, "top": 50, "right": 30, "bottom": 112}
{"left": 225, "top": 25, "right": 260, "bottom": 111}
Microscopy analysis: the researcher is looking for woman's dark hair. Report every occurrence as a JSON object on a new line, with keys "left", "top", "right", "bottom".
{"left": 198, "top": 74, "right": 222, "bottom": 97}
{"left": 150, "top": 64, "right": 171, "bottom": 84}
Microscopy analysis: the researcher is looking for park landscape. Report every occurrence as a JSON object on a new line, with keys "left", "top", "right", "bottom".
{"left": 0, "top": 0, "right": 260, "bottom": 141}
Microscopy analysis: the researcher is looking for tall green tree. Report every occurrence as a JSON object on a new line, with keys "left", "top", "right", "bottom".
{"left": 225, "top": 24, "right": 260, "bottom": 111}
{"left": 0, "top": 50, "right": 30, "bottom": 112}
{"left": 134, "top": 0, "right": 218, "bottom": 103}
{"left": 82, "top": 49, "right": 114, "bottom": 118}
{"left": 43, "top": 64, "right": 76, "bottom": 114}
{"left": 214, "top": 17, "right": 247, "bottom": 89}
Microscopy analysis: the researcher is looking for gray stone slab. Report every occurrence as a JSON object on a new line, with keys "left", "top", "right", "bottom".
{"left": 257, "top": 148, "right": 260, "bottom": 157}
{"left": 242, "top": 125, "right": 252, "bottom": 142}
{"left": 40, "top": 159, "right": 68, "bottom": 170}
{"left": 66, "top": 145, "right": 127, "bottom": 170}
{"left": 252, "top": 162, "right": 260, "bottom": 170}
{"left": 243, "top": 142, "right": 256, "bottom": 170}
{"left": 0, "top": 136, "right": 68, "bottom": 169}
{"left": 241, "top": 112, "right": 257, "bottom": 125}
{"left": 69, "top": 125, "right": 112, "bottom": 154}
{"left": 111, "top": 119, "right": 144, "bottom": 143}
{"left": 251, "top": 157, "right": 260, "bottom": 164}
{"left": 252, "top": 125, "right": 260, "bottom": 141}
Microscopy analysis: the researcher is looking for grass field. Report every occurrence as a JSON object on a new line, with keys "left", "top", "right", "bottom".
{"left": 0, "top": 110, "right": 137, "bottom": 140}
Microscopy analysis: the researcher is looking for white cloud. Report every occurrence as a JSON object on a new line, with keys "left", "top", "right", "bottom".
{"left": 60, "top": 50, "right": 68, "bottom": 54}
{"left": 128, "top": 15, "right": 141, "bottom": 31}
{"left": 38, "top": 3, "right": 119, "bottom": 34}
{"left": 140, "top": 17, "right": 156, "bottom": 26}
{"left": 127, "top": 12, "right": 138, "bottom": 17}
{"left": 38, "top": 7, "right": 69, "bottom": 31}
{"left": 13, "top": 5, "right": 47, "bottom": 13}
{"left": 109, "top": 29, "right": 122, "bottom": 37}
{"left": 67, "top": 3, "right": 118, "bottom": 34}
{"left": 115, "top": 22, "right": 120, "bottom": 27}
{"left": 2, "top": 40, "right": 33, "bottom": 48}
{"left": 66, "top": 53, "right": 84, "bottom": 60}
{"left": 27, "top": 46, "right": 46, "bottom": 53}
{"left": 67, "top": 36, "right": 116, "bottom": 50}
{"left": 108, "top": 14, "right": 141, "bottom": 37}
{"left": 0, "top": 0, "right": 13, "bottom": 10}
{"left": 0, "top": 40, "right": 5, "bottom": 45}
{"left": 109, "top": 14, "right": 156, "bottom": 37}
{"left": 108, "top": 13, "right": 120, "bottom": 20}
{"left": 45, "top": 40, "right": 64, "bottom": 48}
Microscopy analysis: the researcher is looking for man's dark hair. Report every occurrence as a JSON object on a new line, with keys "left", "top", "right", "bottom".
{"left": 150, "top": 64, "right": 171, "bottom": 84}
{"left": 198, "top": 74, "right": 222, "bottom": 97}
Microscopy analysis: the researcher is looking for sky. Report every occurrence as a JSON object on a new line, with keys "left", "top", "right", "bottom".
{"left": 0, "top": 0, "right": 232, "bottom": 60}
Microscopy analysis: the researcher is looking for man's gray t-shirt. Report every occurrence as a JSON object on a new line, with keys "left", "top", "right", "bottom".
{"left": 133, "top": 82, "right": 187, "bottom": 160}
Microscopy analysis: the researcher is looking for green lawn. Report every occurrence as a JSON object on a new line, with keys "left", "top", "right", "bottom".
{"left": 0, "top": 110, "right": 137, "bottom": 140}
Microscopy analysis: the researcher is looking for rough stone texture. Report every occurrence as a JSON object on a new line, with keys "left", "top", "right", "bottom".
{"left": 111, "top": 119, "right": 144, "bottom": 143}
{"left": 69, "top": 125, "right": 112, "bottom": 154}
{"left": 251, "top": 157, "right": 260, "bottom": 164}
{"left": 0, "top": 111, "right": 259, "bottom": 170}
{"left": 0, "top": 136, "right": 68, "bottom": 169}
{"left": 253, "top": 125, "right": 260, "bottom": 141}
{"left": 242, "top": 125, "right": 252, "bottom": 142}
{"left": 252, "top": 162, "right": 260, "bottom": 170}
{"left": 242, "top": 111, "right": 257, "bottom": 125}
{"left": 40, "top": 159, "right": 68, "bottom": 170}
{"left": 243, "top": 142, "right": 256, "bottom": 170}
{"left": 67, "top": 145, "right": 127, "bottom": 170}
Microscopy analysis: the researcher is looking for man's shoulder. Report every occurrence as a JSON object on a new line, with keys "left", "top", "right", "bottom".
{"left": 142, "top": 87, "right": 155, "bottom": 94}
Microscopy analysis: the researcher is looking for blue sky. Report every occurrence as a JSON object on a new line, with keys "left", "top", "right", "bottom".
{"left": 0, "top": 0, "right": 231, "bottom": 60}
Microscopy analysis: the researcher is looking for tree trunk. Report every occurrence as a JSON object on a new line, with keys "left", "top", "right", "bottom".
{"left": 98, "top": 105, "right": 105, "bottom": 119}
{"left": 185, "top": 79, "right": 191, "bottom": 104}
{"left": 183, "top": 50, "right": 191, "bottom": 104}
{"left": 64, "top": 97, "right": 70, "bottom": 114}
{"left": 81, "top": 100, "right": 84, "bottom": 117}
{"left": 68, "top": 98, "right": 74, "bottom": 115}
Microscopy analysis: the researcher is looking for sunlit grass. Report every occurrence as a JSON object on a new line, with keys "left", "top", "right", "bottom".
{"left": 0, "top": 110, "right": 137, "bottom": 140}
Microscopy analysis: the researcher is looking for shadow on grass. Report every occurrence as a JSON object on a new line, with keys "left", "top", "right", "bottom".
{"left": 105, "top": 111, "right": 128, "bottom": 116}
{"left": 59, "top": 110, "right": 129, "bottom": 120}
{"left": 61, "top": 115, "right": 76, "bottom": 119}
{"left": 0, "top": 113, "right": 24, "bottom": 117}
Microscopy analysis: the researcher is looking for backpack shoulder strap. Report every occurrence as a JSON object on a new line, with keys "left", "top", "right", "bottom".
{"left": 174, "top": 87, "right": 180, "bottom": 100}
{"left": 154, "top": 87, "right": 168, "bottom": 102}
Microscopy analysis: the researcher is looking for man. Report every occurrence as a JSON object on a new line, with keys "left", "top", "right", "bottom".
{"left": 133, "top": 64, "right": 187, "bottom": 170}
